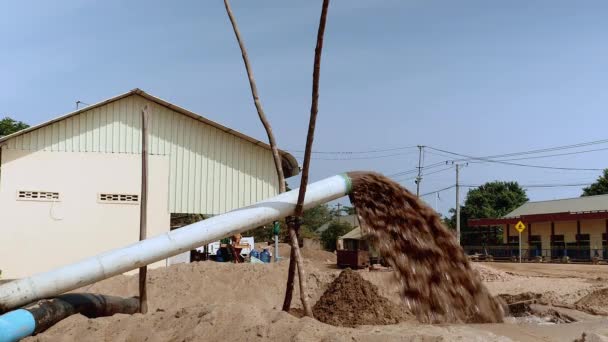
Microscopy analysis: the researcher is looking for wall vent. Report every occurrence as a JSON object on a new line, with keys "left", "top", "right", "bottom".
{"left": 17, "top": 191, "right": 60, "bottom": 201}
{"left": 98, "top": 193, "right": 139, "bottom": 204}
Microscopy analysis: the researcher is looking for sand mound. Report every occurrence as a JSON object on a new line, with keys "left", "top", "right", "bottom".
{"left": 312, "top": 269, "right": 407, "bottom": 327}
{"left": 575, "top": 288, "right": 608, "bottom": 315}
{"left": 473, "top": 264, "right": 514, "bottom": 282}
{"left": 277, "top": 243, "right": 336, "bottom": 264}
{"left": 498, "top": 292, "right": 542, "bottom": 304}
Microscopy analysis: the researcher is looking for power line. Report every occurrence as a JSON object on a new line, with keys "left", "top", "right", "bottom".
{"left": 387, "top": 161, "right": 447, "bottom": 178}
{"left": 462, "top": 183, "right": 593, "bottom": 188}
{"left": 291, "top": 150, "right": 418, "bottom": 160}
{"left": 427, "top": 147, "right": 604, "bottom": 171}
{"left": 287, "top": 145, "right": 417, "bottom": 155}
{"left": 421, "top": 185, "right": 456, "bottom": 197}
{"left": 420, "top": 182, "right": 594, "bottom": 197}
{"left": 291, "top": 137, "right": 608, "bottom": 157}
{"left": 392, "top": 166, "right": 454, "bottom": 182}
{"left": 445, "top": 138, "right": 608, "bottom": 161}
{"left": 428, "top": 146, "right": 608, "bottom": 163}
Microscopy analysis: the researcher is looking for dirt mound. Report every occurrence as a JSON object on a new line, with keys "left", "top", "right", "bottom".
{"left": 473, "top": 263, "right": 514, "bottom": 282}
{"left": 575, "top": 288, "right": 608, "bottom": 315}
{"left": 498, "top": 292, "right": 543, "bottom": 305}
{"left": 276, "top": 243, "right": 336, "bottom": 264}
{"left": 348, "top": 172, "right": 504, "bottom": 323}
{"left": 312, "top": 269, "right": 407, "bottom": 327}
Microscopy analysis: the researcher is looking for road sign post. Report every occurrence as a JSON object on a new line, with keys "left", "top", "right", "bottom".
{"left": 519, "top": 231, "right": 522, "bottom": 263}
{"left": 514, "top": 221, "right": 526, "bottom": 263}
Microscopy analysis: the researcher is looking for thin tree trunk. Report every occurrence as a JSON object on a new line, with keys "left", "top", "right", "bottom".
{"left": 223, "top": 0, "right": 286, "bottom": 194}
{"left": 283, "top": 0, "right": 331, "bottom": 317}
{"left": 223, "top": 0, "right": 309, "bottom": 314}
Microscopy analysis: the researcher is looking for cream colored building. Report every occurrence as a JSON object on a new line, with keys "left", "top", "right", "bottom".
{"left": 0, "top": 89, "right": 298, "bottom": 278}
{"left": 469, "top": 194, "right": 608, "bottom": 261}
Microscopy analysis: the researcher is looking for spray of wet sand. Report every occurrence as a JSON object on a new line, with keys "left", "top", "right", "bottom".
{"left": 347, "top": 171, "right": 504, "bottom": 323}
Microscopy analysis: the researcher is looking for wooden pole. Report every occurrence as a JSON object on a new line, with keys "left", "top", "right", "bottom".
{"left": 222, "top": 0, "right": 307, "bottom": 314}
{"left": 139, "top": 105, "right": 149, "bottom": 314}
{"left": 223, "top": 0, "right": 286, "bottom": 194}
{"left": 283, "top": 0, "right": 331, "bottom": 317}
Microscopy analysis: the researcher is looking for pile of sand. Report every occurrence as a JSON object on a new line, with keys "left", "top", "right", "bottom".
{"left": 274, "top": 243, "right": 336, "bottom": 264}
{"left": 24, "top": 260, "right": 511, "bottom": 341}
{"left": 575, "top": 288, "right": 608, "bottom": 315}
{"left": 312, "top": 269, "right": 407, "bottom": 327}
{"left": 498, "top": 292, "right": 542, "bottom": 305}
{"left": 473, "top": 263, "right": 514, "bottom": 282}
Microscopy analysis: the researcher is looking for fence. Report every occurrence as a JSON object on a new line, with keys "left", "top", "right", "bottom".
{"left": 462, "top": 245, "right": 607, "bottom": 262}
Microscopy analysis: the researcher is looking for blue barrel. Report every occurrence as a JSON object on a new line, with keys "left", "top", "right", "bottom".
{"left": 215, "top": 249, "right": 224, "bottom": 262}
{"left": 250, "top": 250, "right": 260, "bottom": 259}
{"left": 260, "top": 250, "right": 271, "bottom": 263}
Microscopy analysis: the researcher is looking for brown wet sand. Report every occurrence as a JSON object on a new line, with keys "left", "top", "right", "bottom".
{"left": 22, "top": 250, "right": 608, "bottom": 342}
{"left": 348, "top": 171, "right": 503, "bottom": 323}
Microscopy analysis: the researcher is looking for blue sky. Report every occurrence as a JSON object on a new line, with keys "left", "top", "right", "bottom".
{"left": 2, "top": 1, "right": 607, "bottom": 215}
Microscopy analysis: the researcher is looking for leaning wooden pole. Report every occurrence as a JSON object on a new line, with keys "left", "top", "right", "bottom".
{"left": 223, "top": 0, "right": 286, "bottom": 194}
{"left": 223, "top": 0, "right": 312, "bottom": 315}
{"left": 138, "top": 105, "right": 149, "bottom": 314}
{"left": 283, "top": 0, "right": 331, "bottom": 317}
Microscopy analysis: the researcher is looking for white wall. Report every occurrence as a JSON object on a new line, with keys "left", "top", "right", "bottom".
{"left": 4, "top": 94, "right": 282, "bottom": 215}
{"left": 0, "top": 149, "right": 170, "bottom": 279}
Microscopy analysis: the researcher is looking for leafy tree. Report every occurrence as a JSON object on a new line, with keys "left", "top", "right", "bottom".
{"left": 301, "top": 204, "right": 333, "bottom": 232}
{"left": 447, "top": 181, "right": 528, "bottom": 245}
{"left": 582, "top": 169, "right": 608, "bottom": 197}
{"left": 0, "top": 117, "right": 28, "bottom": 137}
{"left": 320, "top": 220, "right": 353, "bottom": 251}
{"left": 243, "top": 224, "right": 320, "bottom": 246}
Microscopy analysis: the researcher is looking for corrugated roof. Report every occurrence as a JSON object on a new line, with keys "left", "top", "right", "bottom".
{"left": 505, "top": 194, "right": 608, "bottom": 217}
{"left": 340, "top": 227, "right": 365, "bottom": 240}
{"left": 0, "top": 88, "right": 300, "bottom": 177}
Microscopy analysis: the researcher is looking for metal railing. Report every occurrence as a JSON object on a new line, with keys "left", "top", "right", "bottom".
{"left": 462, "top": 245, "right": 607, "bottom": 262}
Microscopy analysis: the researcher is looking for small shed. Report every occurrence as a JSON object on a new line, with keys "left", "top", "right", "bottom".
{"left": 336, "top": 226, "right": 371, "bottom": 269}
{"left": 338, "top": 227, "right": 368, "bottom": 251}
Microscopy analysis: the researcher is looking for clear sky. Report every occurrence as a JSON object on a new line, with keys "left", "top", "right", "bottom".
{"left": 2, "top": 1, "right": 607, "bottom": 216}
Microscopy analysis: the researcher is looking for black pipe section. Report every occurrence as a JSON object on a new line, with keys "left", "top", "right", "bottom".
{"left": 24, "top": 293, "right": 139, "bottom": 334}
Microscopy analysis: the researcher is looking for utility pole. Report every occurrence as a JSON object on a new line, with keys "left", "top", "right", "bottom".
{"left": 416, "top": 145, "right": 424, "bottom": 197}
{"left": 455, "top": 164, "right": 460, "bottom": 245}
{"left": 454, "top": 162, "right": 468, "bottom": 245}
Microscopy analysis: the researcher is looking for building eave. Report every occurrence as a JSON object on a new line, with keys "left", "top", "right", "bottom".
{"left": 468, "top": 210, "right": 608, "bottom": 226}
{"left": 0, "top": 88, "right": 300, "bottom": 178}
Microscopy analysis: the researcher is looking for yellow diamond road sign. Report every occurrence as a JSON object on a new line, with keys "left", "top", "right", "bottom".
{"left": 515, "top": 221, "right": 526, "bottom": 233}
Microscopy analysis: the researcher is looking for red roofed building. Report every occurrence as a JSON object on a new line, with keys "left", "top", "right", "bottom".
{"left": 468, "top": 194, "right": 608, "bottom": 261}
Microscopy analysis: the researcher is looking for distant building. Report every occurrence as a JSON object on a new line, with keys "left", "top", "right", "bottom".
{"left": 0, "top": 89, "right": 299, "bottom": 278}
{"left": 468, "top": 194, "right": 608, "bottom": 261}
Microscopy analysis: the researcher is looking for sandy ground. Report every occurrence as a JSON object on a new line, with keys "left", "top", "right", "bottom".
{"left": 23, "top": 247, "right": 608, "bottom": 342}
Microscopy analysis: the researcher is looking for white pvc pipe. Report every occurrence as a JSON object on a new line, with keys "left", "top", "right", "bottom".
{"left": 0, "top": 174, "right": 352, "bottom": 312}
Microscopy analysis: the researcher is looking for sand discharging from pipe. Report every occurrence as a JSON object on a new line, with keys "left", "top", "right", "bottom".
{"left": 347, "top": 171, "right": 504, "bottom": 323}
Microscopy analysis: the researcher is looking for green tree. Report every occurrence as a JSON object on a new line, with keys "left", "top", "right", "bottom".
{"left": 0, "top": 117, "right": 28, "bottom": 137}
{"left": 582, "top": 169, "right": 608, "bottom": 197}
{"left": 448, "top": 181, "right": 528, "bottom": 245}
{"left": 320, "top": 220, "right": 353, "bottom": 251}
{"left": 301, "top": 204, "right": 333, "bottom": 232}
